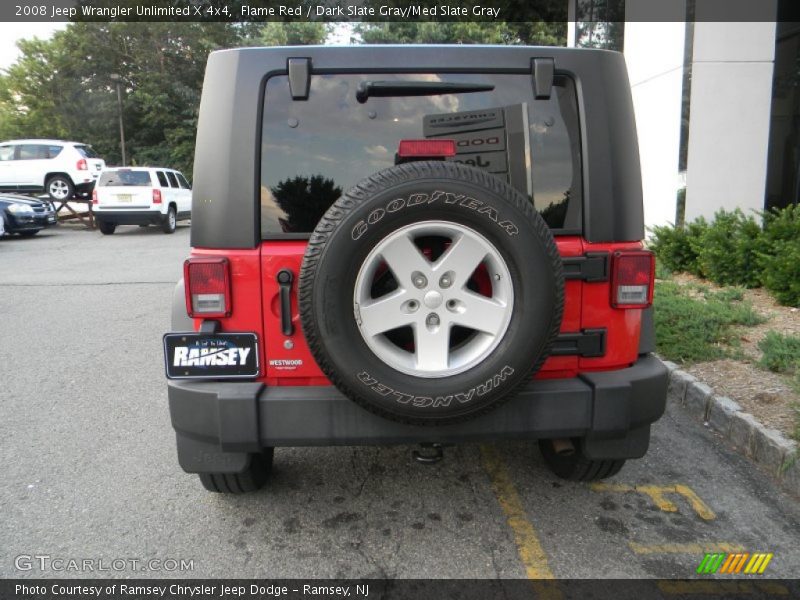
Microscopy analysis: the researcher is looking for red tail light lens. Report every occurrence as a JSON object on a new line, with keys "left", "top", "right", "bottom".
{"left": 184, "top": 257, "right": 231, "bottom": 318}
{"left": 77, "top": 158, "right": 87, "bottom": 170}
{"left": 152, "top": 189, "right": 162, "bottom": 204}
{"left": 92, "top": 189, "right": 98, "bottom": 204}
{"left": 611, "top": 250, "right": 655, "bottom": 309}
{"left": 397, "top": 139, "right": 456, "bottom": 158}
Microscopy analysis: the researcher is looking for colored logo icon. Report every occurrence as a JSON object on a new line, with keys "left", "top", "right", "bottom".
{"left": 697, "top": 553, "right": 773, "bottom": 575}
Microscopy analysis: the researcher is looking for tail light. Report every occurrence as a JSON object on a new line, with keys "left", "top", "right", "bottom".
{"left": 152, "top": 189, "right": 162, "bottom": 204}
{"left": 77, "top": 158, "right": 87, "bottom": 170}
{"left": 91, "top": 189, "right": 98, "bottom": 204}
{"left": 184, "top": 257, "right": 231, "bottom": 318}
{"left": 610, "top": 250, "right": 655, "bottom": 309}
{"left": 397, "top": 139, "right": 456, "bottom": 158}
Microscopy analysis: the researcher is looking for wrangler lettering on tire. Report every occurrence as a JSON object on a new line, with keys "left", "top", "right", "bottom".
{"left": 299, "top": 161, "right": 564, "bottom": 425}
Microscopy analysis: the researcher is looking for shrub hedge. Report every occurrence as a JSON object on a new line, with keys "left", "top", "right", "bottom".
{"left": 649, "top": 205, "right": 800, "bottom": 307}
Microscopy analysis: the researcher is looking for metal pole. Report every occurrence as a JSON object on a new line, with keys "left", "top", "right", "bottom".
{"left": 115, "top": 81, "right": 127, "bottom": 167}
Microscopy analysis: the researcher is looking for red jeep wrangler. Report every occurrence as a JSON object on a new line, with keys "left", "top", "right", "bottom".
{"left": 165, "top": 45, "right": 668, "bottom": 493}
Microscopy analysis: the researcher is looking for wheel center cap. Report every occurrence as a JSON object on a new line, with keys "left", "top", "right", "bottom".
{"left": 423, "top": 290, "right": 443, "bottom": 309}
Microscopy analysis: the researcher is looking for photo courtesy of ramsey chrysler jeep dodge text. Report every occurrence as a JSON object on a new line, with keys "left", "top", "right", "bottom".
{"left": 164, "top": 45, "right": 668, "bottom": 493}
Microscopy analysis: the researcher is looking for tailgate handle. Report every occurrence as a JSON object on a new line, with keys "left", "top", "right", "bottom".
{"left": 277, "top": 269, "right": 294, "bottom": 336}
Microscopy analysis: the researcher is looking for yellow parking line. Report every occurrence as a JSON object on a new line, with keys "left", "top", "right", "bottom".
{"left": 591, "top": 482, "right": 716, "bottom": 520}
{"left": 480, "top": 445, "right": 561, "bottom": 600}
{"left": 628, "top": 542, "right": 745, "bottom": 555}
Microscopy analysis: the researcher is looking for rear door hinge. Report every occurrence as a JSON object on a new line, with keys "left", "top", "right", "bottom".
{"left": 562, "top": 252, "right": 609, "bottom": 282}
{"left": 552, "top": 329, "right": 607, "bottom": 358}
{"left": 287, "top": 57, "right": 311, "bottom": 100}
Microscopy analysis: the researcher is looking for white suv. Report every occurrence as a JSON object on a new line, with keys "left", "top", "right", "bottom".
{"left": 93, "top": 167, "right": 191, "bottom": 234}
{"left": 0, "top": 139, "right": 105, "bottom": 201}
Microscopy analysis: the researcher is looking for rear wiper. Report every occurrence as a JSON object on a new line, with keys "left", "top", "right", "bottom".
{"left": 356, "top": 80, "right": 494, "bottom": 104}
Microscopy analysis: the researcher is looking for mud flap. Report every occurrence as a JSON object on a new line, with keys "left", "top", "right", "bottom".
{"left": 582, "top": 426, "right": 651, "bottom": 460}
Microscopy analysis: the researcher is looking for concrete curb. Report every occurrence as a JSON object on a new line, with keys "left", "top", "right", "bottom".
{"left": 662, "top": 360, "right": 799, "bottom": 498}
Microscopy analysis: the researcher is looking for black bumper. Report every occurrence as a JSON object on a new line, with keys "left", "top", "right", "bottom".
{"left": 95, "top": 210, "right": 165, "bottom": 225}
{"left": 168, "top": 354, "right": 668, "bottom": 473}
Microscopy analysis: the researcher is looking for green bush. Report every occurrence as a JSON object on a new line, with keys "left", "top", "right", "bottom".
{"left": 696, "top": 209, "right": 763, "bottom": 288}
{"left": 649, "top": 218, "right": 706, "bottom": 275}
{"left": 757, "top": 331, "right": 800, "bottom": 374}
{"left": 759, "top": 205, "right": 800, "bottom": 307}
{"left": 654, "top": 281, "right": 765, "bottom": 363}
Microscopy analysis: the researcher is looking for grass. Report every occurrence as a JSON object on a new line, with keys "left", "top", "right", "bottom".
{"left": 757, "top": 333, "right": 800, "bottom": 440}
{"left": 653, "top": 280, "right": 766, "bottom": 363}
{"left": 757, "top": 331, "right": 800, "bottom": 374}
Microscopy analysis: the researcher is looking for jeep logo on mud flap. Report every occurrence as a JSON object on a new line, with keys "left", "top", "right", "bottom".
{"left": 350, "top": 191, "right": 518, "bottom": 241}
{"left": 356, "top": 366, "right": 515, "bottom": 408}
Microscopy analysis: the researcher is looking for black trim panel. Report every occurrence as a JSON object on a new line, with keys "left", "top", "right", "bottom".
{"left": 562, "top": 251, "right": 609, "bottom": 282}
{"left": 553, "top": 328, "right": 607, "bottom": 358}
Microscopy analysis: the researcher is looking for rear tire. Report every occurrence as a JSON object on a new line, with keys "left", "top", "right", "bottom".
{"left": 162, "top": 206, "right": 176, "bottom": 234}
{"left": 98, "top": 221, "right": 116, "bottom": 235}
{"left": 198, "top": 449, "right": 274, "bottom": 494}
{"left": 538, "top": 439, "right": 625, "bottom": 481}
{"left": 46, "top": 175, "right": 74, "bottom": 202}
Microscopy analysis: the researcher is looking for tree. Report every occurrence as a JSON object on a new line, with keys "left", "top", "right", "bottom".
{"left": 355, "top": 22, "right": 565, "bottom": 46}
{"left": 0, "top": 21, "right": 328, "bottom": 177}
{"left": 260, "top": 22, "right": 330, "bottom": 46}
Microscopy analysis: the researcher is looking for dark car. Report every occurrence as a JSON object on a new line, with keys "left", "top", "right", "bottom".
{"left": 0, "top": 193, "right": 56, "bottom": 237}
{"left": 164, "top": 45, "right": 668, "bottom": 493}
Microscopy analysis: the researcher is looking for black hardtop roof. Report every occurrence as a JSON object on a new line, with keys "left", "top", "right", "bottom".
{"left": 191, "top": 44, "right": 643, "bottom": 248}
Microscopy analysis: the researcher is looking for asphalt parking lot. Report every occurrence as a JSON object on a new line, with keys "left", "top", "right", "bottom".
{"left": 1, "top": 223, "right": 799, "bottom": 583}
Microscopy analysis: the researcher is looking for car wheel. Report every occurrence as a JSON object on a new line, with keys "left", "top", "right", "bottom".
{"left": 98, "top": 221, "right": 116, "bottom": 235}
{"left": 138, "top": 224, "right": 148, "bottom": 228}
{"left": 197, "top": 449, "right": 274, "bottom": 494}
{"left": 538, "top": 439, "right": 626, "bottom": 481}
{"left": 298, "top": 161, "right": 564, "bottom": 426}
{"left": 46, "top": 176, "right": 74, "bottom": 202}
{"left": 162, "top": 206, "right": 177, "bottom": 234}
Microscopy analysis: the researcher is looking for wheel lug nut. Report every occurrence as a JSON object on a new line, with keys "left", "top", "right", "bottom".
{"left": 412, "top": 272, "right": 427, "bottom": 289}
{"left": 426, "top": 313, "right": 440, "bottom": 327}
{"left": 440, "top": 275, "right": 452, "bottom": 288}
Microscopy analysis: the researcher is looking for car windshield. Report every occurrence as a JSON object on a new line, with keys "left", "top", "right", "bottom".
{"left": 98, "top": 170, "right": 151, "bottom": 187}
{"left": 75, "top": 145, "right": 100, "bottom": 159}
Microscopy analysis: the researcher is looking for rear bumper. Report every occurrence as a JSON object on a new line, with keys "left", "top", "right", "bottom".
{"left": 95, "top": 209, "right": 164, "bottom": 225}
{"left": 168, "top": 354, "right": 668, "bottom": 472}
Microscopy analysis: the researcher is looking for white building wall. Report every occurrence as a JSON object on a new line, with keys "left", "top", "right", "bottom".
{"left": 624, "top": 13, "right": 686, "bottom": 230}
{"left": 684, "top": 17, "right": 777, "bottom": 221}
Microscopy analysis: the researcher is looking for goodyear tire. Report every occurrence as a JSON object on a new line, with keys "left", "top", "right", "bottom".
{"left": 299, "top": 162, "right": 563, "bottom": 425}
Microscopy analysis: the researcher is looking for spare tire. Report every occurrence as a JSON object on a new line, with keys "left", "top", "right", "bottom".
{"left": 299, "top": 162, "right": 563, "bottom": 425}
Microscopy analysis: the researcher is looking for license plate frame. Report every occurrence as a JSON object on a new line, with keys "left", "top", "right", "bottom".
{"left": 163, "top": 332, "right": 259, "bottom": 380}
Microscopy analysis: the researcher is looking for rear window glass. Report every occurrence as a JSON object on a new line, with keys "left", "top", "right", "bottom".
{"left": 98, "top": 170, "right": 152, "bottom": 187}
{"left": 166, "top": 172, "right": 179, "bottom": 188}
{"left": 75, "top": 145, "right": 99, "bottom": 159}
{"left": 156, "top": 171, "right": 169, "bottom": 187}
{"left": 176, "top": 173, "right": 191, "bottom": 189}
{"left": 260, "top": 73, "right": 582, "bottom": 237}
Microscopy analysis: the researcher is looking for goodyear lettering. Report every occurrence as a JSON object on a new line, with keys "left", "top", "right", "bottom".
{"left": 350, "top": 190, "right": 518, "bottom": 240}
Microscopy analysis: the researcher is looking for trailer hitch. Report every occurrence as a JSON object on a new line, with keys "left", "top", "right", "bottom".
{"left": 412, "top": 443, "right": 445, "bottom": 465}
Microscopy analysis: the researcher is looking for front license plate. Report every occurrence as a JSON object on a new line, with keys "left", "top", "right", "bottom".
{"left": 163, "top": 333, "right": 259, "bottom": 379}
{"left": 116, "top": 194, "right": 132, "bottom": 202}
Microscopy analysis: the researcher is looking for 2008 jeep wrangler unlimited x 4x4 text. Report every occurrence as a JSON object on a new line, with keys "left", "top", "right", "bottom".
{"left": 164, "top": 45, "right": 668, "bottom": 493}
